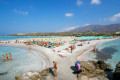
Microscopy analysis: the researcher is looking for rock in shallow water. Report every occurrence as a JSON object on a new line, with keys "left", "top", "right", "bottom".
{"left": 113, "top": 62, "right": 120, "bottom": 80}
{"left": 97, "top": 60, "right": 113, "bottom": 71}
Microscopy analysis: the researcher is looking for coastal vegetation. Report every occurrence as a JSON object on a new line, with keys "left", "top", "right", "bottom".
{"left": 8, "top": 32, "right": 118, "bottom": 37}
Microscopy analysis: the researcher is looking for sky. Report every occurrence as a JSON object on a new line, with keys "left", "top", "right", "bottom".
{"left": 0, "top": 0, "right": 120, "bottom": 35}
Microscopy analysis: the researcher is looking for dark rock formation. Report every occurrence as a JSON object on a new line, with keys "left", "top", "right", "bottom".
{"left": 97, "top": 60, "right": 113, "bottom": 71}
{"left": 77, "top": 60, "right": 113, "bottom": 80}
{"left": 113, "top": 62, "right": 120, "bottom": 80}
{"left": 0, "top": 72, "right": 8, "bottom": 75}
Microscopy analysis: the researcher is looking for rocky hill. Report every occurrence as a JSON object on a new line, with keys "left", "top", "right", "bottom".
{"left": 70, "top": 23, "right": 120, "bottom": 32}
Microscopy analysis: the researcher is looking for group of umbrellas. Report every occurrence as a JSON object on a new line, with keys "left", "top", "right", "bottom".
{"left": 26, "top": 38, "right": 66, "bottom": 43}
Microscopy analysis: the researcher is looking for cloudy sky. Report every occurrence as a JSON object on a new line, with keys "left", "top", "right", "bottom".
{"left": 0, "top": 0, "right": 120, "bottom": 35}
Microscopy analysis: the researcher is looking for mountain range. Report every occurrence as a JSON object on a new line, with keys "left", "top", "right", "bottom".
{"left": 69, "top": 23, "right": 120, "bottom": 32}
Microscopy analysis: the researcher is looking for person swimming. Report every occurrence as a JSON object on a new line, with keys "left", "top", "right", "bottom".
{"left": 2, "top": 55, "right": 5, "bottom": 62}
{"left": 9, "top": 52, "right": 12, "bottom": 61}
{"left": 6, "top": 53, "right": 9, "bottom": 60}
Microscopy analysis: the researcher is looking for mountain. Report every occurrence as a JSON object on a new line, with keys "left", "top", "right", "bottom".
{"left": 70, "top": 23, "right": 120, "bottom": 32}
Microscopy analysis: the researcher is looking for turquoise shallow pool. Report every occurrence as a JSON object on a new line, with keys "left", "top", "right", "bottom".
{"left": 0, "top": 36, "right": 52, "bottom": 80}
{"left": 74, "top": 36, "right": 113, "bottom": 40}
{"left": 0, "top": 46, "right": 48, "bottom": 80}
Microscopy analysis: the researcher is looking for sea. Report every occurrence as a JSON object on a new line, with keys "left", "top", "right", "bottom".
{"left": 87, "top": 38, "right": 120, "bottom": 71}
{"left": 0, "top": 36, "right": 50, "bottom": 80}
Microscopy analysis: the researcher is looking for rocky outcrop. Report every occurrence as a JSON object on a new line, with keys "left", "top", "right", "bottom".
{"left": 97, "top": 60, "right": 113, "bottom": 71}
{"left": 15, "top": 67, "right": 53, "bottom": 80}
{"left": 113, "top": 62, "right": 120, "bottom": 80}
{"left": 77, "top": 60, "right": 112, "bottom": 80}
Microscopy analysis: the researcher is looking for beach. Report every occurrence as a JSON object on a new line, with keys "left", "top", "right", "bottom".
{"left": 0, "top": 37, "right": 117, "bottom": 80}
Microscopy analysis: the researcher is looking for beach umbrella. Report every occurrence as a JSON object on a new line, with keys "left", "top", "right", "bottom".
{"left": 32, "top": 38, "right": 35, "bottom": 41}
{"left": 63, "top": 40, "right": 66, "bottom": 43}
{"left": 45, "top": 40, "right": 47, "bottom": 42}
{"left": 28, "top": 39, "right": 31, "bottom": 42}
{"left": 47, "top": 41, "right": 49, "bottom": 43}
{"left": 37, "top": 39, "right": 39, "bottom": 41}
{"left": 51, "top": 40, "right": 54, "bottom": 43}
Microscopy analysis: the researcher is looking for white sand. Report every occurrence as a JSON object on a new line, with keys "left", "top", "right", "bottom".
{"left": 0, "top": 37, "right": 117, "bottom": 80}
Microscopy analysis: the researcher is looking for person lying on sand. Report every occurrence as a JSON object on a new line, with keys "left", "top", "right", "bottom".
{"left": 64, "top": 48, "right": 69, "bottom": 50}
{"left": 58, "top": 54, "right": 66, "bottom": 58}
{"left": 57, "top": 50, "right": 61, "bottom": 52}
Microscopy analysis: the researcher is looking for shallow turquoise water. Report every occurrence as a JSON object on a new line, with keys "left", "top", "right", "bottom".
{"left": 74, "top": 36, "right": 113, "bottom": 40}
{"left": 88, "top": 38, "right": 120, "bottom": 70}
{"left": 0, "top": 46, "right": 48, "bottom": 80}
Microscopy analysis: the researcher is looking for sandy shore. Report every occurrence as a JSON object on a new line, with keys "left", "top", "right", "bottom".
{"left": 0, "top": 37, "right": 117, "bottom": 80}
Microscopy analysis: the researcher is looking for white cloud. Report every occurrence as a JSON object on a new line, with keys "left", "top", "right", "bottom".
{"left": 14, "top": 9, "right": 28, "bottom": 15}
{"left": 84, "top": 24, "right": 90, "bottom": 26}
{"left": 91, "top": 0, "right": 101, "bottom": 4}
{"left": 109, "top": 13, "right": 120, "bottom": 22}
{"left": 77, "top": 0, "right": 82, "bottom": 6}
{"left": 58, "top": 26, "right": 80, "bottom": 32}
{"left": 65, "top": 13, "right": 74, "bottom": 17}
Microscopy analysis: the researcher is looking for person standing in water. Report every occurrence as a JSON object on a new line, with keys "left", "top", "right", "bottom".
{"left": 6, "top": 53, "right": 9, "bottom": 60}
{"left": 9, "top": 52, "right": 12, "bottom": 61}
{"left": 94, "top": 46, "right": 96, "bottom": 53}
{"left": 29, "top": 45, "right": 31, "bottom": 50}
{"left": 53, "top": 61, "right": 57, "bottom": 77}
{"left": 2, "top": 55, "right": 6, "bottom": 62}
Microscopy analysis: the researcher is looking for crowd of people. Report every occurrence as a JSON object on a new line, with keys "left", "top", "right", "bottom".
{"left": 2, "top": 52, "right": 12, "bottom": 62}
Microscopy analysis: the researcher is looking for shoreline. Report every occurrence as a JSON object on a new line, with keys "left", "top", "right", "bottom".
{"left": 76, "top": 39, "right": 113, "bottom": 62}
{"left": 0, "top": 37, "right": 118, "bottom": 80}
